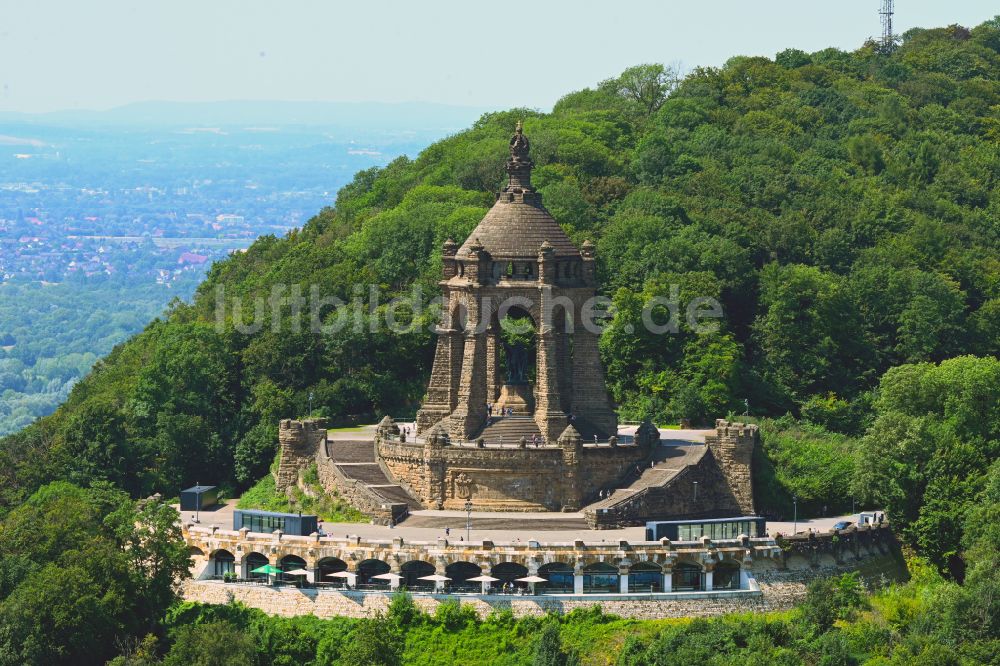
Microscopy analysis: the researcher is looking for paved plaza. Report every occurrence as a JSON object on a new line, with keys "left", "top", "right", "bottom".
{"left": 179, "top": 497, "right": 868, "bottom": 544}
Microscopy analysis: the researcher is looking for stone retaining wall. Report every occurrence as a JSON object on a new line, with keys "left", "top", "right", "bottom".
{"left": 181, "top": 581, "right": 777, "bottom": 620}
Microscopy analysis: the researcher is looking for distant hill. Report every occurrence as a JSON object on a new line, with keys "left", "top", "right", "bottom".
{"left": 0, "top": 99, "right": 490, "bottom": 130}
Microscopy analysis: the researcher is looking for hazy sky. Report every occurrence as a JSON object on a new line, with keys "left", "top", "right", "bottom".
{"left": 0, "top": 0, "right": 995, "bottom": 114}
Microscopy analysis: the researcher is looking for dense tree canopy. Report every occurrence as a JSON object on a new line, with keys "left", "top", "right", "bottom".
{"left": 0, "top": 483, "right": 189, "bottom": 665}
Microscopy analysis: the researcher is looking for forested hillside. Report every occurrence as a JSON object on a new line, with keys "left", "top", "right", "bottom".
{"left": 4, "top": 18, "right": 1000, "bottom": 567}
{"left": 1, "top": 17, "right": 999, "bottom": 666}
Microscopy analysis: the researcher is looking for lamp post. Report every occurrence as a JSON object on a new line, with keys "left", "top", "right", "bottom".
{"left": 308, "top": 391, "right": 314, "bottom": 417}
{"left": 793, "top": 496, "right": 798, "bottom": 535}
{"left": 692, "top": 481, "right": 698, "bottom": 502}
{"left": 464, "top": 499, "right": 472, "bottom": 542}
{"left": 195, "top": 481, "right": 201, "bottom": 524}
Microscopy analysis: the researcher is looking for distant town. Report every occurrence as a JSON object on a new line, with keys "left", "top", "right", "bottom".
{"left": 0, "top": 118, "right": 470, "bottom": 434}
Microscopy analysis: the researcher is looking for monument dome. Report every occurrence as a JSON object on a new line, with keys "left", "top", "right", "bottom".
{"left": 457, "top": 122, "right": 579, "bottom": 260}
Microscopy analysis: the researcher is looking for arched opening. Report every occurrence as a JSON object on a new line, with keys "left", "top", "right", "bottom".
{"left": 492, "top": 562, "right": 528, "bottom": 592}
{"left": 497, "top": 307, "right": 536, "bottom": 414}
{"left": 628, "top": 561, "right": 662, "bottom": 593}
{"left": 451, "top": 301, "right": 470, "bottom": 334}
{"left": 583, "top": 562, "right": 619, "bottom": 594}
{"left": 538, "top": 562, "right": 574, "bottom": 594}
{"left": 317, "top": 557, "right": 347, "bottom": 586}
{"left": 672, "top": 561, "right": 703, "bottom": 592}
{"left": 401, "top": 560, "right": 436, "bottom": 592}
{"left": 245, "top": 552, "right": 269, "bottom": 581}
{"left": 188, "top": 546, "right": 205, "bottom": 559}
{"left": 211, "top": 549, "right": 235, "bottom": 578}
{"left": 279, "top": 555, "right": 307, "bottom": 585}
{"left": 445, "top": 561, "right": 482, "bottom": 593}
{"left": 714, "top": 561, "right": 741, "bottom": 590}
{"left": 357, "top": 559, "right": 391, "bottom": 589}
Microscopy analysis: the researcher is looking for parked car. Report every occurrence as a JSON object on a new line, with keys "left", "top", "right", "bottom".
{"left": 832, "top": 521, "right": 853, "bottom": 530}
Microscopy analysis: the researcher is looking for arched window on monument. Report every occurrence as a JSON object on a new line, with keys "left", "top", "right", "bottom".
{"left": 497, "top": 309, "right": 537, "bottom": 415}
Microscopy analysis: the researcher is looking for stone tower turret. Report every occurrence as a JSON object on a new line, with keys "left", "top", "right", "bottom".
{"left": 705, "top": 419, "right": 758, "bottom": 515}
{"left": 275, "top": 418, "right": 327, "bottom": 493}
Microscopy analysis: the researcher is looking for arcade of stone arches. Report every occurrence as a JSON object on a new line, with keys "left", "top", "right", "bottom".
{"left": 195, "top": 547, "right": 748, "bottom": 594}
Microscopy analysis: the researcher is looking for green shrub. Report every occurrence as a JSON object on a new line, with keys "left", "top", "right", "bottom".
{"left": 236, "top": 473, "right": 366, "bottom": 523}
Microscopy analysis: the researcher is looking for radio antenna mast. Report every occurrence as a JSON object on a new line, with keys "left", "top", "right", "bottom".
{"left": 879, "top": 0, "right": 896, "bottom": 53}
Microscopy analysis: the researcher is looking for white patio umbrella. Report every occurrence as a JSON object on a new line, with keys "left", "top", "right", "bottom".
{"left": 284, "top": 568, "right": 311, "bottom": 576}
{"left": 516, "top": 575, "right": 547, "bottom": 594}
{"left": 324, "top": 571, "right": 354, "bottom": 586}
{"left": 466, "top": 574, "right": 499, "bottom": 594}
{"left": 370, "top": 572, "right": 403, "bottom": 588}
{"left": 325, "top": 571, "right": 353, "bottom": 578}
{"left": 418, "top": 573, "right": 451, "bottom": 591}
{"left": 371, "top": 572, "right": 403, "bottom": 580}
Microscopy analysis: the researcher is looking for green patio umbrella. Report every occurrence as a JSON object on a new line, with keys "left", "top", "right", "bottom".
{"left": 250, "top": 564, "right": 282, "bottom": 582}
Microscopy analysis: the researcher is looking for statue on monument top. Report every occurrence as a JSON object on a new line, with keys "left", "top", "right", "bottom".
{"left": 509, "top": 120, "right": 532, "bottom": 165}
{"left": 505, "top": 121, "right": 534, "bottom": 192}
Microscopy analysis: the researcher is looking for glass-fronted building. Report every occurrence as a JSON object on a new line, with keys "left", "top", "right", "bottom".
{"left": 645, "top": 516, "right": 766, "bottom": 541}
{"left": 233, "top": 509, "right": 319, "bottom": 536}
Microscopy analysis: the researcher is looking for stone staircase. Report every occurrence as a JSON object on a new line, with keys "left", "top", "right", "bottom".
{"left": 583, "top": 443, "right": 708, "bottom": 528}
{"left": 472, "top": 415, "right": 542, "bottom": 445}
{"left": 324, "top": 439, "right": 421, "bottom": 512}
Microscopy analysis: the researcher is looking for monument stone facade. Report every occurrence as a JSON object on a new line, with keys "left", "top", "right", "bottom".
{"left": 415, "top": 121, "right": 617, "bottom": 444}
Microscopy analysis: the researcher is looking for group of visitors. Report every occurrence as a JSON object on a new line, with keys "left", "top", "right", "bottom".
{"left": 496, "top": 582, "right": 529, "bottom": 595}
{"left": 486, "top": 402, "right": 517, "bottom": 418}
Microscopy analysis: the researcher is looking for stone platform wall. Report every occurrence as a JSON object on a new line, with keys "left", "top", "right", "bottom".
{"left": 182, "top": 522, "right": 900, "bottom": 620}
{"left": 586, "top": 447, "right": 741, "bottom": 528}
{"left": 377, "top": 422, "right": 660, "bottom": 512}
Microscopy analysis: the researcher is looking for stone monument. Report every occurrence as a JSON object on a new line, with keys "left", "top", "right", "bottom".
{"left": 415, "top": 121, "right": 617, "bottom": 444}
